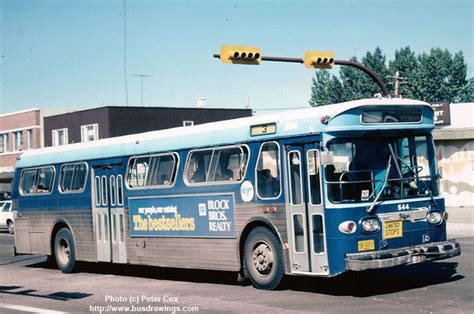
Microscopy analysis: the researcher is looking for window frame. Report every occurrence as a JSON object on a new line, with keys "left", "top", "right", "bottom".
{"left": 125, "top": 152, "right": 180, "bottom": 190}
{"left": 27, "top": 129, "right": 33, "bottom": 150}
{"left": 58, "top": 162, "right": 89, "bottom": 194}
{"left": 13, "top": 130, "right": 24, "bottom": 151}
{"left": 255, "top": 141, "right": 282, "bottom": 200}
{"left": 19, "top": 166, "right": 56, "bottom": 196}
{"left": 81, "top": 123, "right": 99, "bottom": 143}
{"left": 0, "top": 133, "right": 8, "bottom": 153}
{"left": 52, "top": 128, "right": 68, "bottom": 146}
{"left": 183, "top": 144, "right": 250, "bottom": 187}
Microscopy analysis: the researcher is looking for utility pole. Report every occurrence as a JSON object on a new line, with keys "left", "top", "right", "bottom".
{"left": 386, "top": 71, "right": 408, "bottom": 97}
{"left": 132, "top": 74, "right": 151, "bottom": 107}
{"left": 123, "top": 0, "right": 129, "bottom": 106}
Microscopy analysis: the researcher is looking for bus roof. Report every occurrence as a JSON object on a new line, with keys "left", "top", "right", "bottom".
{"left": 16, "top": 98, "right": 431, "bottom": 168}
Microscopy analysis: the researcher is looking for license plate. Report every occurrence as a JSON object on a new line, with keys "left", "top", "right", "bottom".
{"left": 358, "top": 239, "right": 375, "bottom": 252}
{"left": 383, "top": 220, "right": 403, "bottom": 239}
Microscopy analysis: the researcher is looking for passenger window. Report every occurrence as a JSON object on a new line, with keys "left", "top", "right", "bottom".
{"left": 20, "top": 166, "right": 55, "bottom": 195}
{"left": 256, "top": 142, "right": 281, "bottom": 199}
{"left": 185, "top": 146, "right": 248, "bottom": 185}
{"left": 127, "top": 156, "right": 149, "bottom": 188}
{"left": 186, "top": 150, "right": 213, "bottom": 183}
{"left": 59, "top": 162, "right": 87, "bottom": 192}
{"left": 146, "top": 154, "right": 177, "bottom": 186}
{"left": 126, "top": 154, "right": 178, "bottom": 189}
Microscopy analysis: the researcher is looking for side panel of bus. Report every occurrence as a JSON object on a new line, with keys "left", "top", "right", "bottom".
{"left": 85, "top": 142, "right": 291, "bottom": 272}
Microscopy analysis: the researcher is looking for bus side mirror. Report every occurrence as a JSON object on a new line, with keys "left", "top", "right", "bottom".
{"left": 320, "top": 151, "right": 334, "bottom": 166}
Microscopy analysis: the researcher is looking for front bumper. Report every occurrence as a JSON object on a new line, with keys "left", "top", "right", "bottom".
{"left": 345, "top": 239, "right": 461, "bottom": 271}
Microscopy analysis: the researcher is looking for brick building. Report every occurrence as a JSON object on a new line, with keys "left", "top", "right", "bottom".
{"left": 0, "top": 109, "right": 42, "bottom": 198}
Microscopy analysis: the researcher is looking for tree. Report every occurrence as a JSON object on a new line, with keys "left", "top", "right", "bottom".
{"left": 309, "top": 70, "right": 332, "bottom": 106}
{"left": 361, "top": 47, "right": 390, "bottom": 96}
{"left": 308, "top": 46, "right": 473, "bottom": 106}
{"left": 456, "top": 77, "right": 474, "bottom": 102}
{"left": 416, "top": 48, "right": 452, "bottom": 102}
{"left": 339, "top": 56, "right": 367, "bottom": 101}
{"left": 449, "top": 51, "right": 469, "bottom": 102}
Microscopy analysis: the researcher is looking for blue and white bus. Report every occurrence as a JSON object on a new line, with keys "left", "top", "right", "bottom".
{"left": 12, "top": 98, "right": 460, "bottom": 290}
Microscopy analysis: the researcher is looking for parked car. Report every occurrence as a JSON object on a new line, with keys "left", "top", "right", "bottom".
{"left": 0, "top": 200, "right": 14, "bottom": 234}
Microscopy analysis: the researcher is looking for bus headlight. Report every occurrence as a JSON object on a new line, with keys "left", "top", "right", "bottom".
{"left": 427, "top": 212, "right": 443, "bottom": 225}
{"left": 361, "top": 218, "right": 380, "bottom": 233}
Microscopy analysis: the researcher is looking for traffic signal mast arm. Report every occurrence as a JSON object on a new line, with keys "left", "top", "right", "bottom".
{"left": 213, "top": 52, "right": 390, "bottom": 97}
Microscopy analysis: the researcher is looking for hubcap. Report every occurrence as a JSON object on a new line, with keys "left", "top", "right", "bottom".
{"left": 252, "top": 241, "right": 274, "bottom": 276}
{"left": 57, "top": 239, "right": 70, "bottom": 265}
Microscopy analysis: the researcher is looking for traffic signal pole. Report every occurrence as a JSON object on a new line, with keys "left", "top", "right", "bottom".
{"left": 212, "top": 53, "right": 390, "bottom": 97}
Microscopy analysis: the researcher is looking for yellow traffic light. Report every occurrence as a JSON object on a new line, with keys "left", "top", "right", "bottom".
{"left": 220, "top": 45, "right": 262, "bottom": 65}
{"left": 304, "top": 51, "right": 335, "bottom": 69}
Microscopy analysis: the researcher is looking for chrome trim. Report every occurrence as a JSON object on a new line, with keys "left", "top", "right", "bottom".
{"left": 346, "top": 239, "right": 461, "bottom": 271}
{"left": 377, "top": 207, "right": 429, "bottom": 222}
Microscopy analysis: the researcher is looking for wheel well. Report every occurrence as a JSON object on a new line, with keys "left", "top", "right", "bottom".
{"left": 6, "top": 219, "right": 13, "bottom": 225}
{"left": 50, "top": 222, "right": 70, "bottom": 256}
{"left": 239, "top": 220, "right": 282, "bottom": 271}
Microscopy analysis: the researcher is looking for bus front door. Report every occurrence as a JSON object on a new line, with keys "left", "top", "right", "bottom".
{"left": 92, "top": 165, "right": 127, "bottom": 264}
{"left": 285, "top": 144, "right": 328, "bottom": 275}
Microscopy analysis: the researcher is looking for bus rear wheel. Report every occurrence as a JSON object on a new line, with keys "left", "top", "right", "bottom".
{"left": 243, "top": 227, "right": 284, "bottom": 290}
{"left": 54, "top": 228, "right": 76, "bottom": 273}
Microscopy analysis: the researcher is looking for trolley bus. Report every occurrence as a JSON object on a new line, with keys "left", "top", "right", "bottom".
{"left": 12, "top": 97, "right": 460, "bottom": 290}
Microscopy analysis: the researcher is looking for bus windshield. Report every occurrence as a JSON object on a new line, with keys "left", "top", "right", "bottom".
{"left": 325, "top": 135, "right": 439, "bottom": 203}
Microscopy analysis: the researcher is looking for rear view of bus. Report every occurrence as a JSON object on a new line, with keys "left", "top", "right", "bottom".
{"left": 313, "top": 99, "right": 461, "bottom": 275}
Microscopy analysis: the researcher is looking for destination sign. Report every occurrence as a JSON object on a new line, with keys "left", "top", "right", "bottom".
{"left": 250, "top": 123, "right": 277, "bottom": 136}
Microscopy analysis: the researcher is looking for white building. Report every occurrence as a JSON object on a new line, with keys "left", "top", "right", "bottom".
{"left": 433, "top": 102, "right": 474, "bottom": 207}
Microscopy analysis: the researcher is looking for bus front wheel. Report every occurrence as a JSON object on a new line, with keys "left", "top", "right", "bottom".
{"left": 243, "top": 227, "right": 284, "bottom": 290}
{"left": 54, "top": 228, "right": 76, "bottom": 273}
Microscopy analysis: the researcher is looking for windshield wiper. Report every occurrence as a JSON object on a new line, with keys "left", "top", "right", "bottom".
{"left": 392, "top": 152, "right": 438, "bottom": 209}
{"left": 367, "top": 154, "right": 392, "bottom": 214}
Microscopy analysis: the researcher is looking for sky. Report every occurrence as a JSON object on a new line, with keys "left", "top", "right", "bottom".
{"left": 0, "top": 0, "right": 472, "bottom": 114}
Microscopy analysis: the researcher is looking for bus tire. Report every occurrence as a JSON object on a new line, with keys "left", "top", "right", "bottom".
{"left": 54, "top": 228, "right": 76, "bottom": 273}
{"left": 243, "top": 226, "right": 284, "bottom": 290}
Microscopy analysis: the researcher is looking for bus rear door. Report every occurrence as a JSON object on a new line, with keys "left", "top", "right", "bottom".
{"left": 285, "top": 144, "right": 328, "bottom": 274}
{"left": 92, "top": 164, "right": 127, "bottom": 264}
